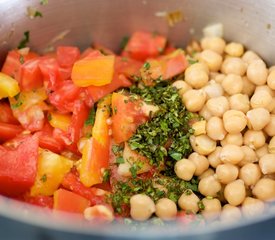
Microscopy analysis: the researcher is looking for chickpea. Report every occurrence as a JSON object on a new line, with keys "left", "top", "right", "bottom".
{"left": 239, "top": 163, "right": 261, "bottom": 186}
{"left": 223, "top": 110, "right": 247, "bottom": 134}
{"left": 84, "top": 205, "right": 114, "bottom": 222}
{"left": 242, "top": 197, "right": 265, "bottom": 218}
{"left": 246, "top": 108, "right": 270, "bottom": 131}
{"left": 174, "top": 159, "right": 196, "bottom": 181}
{"left": 269, "top": 137, "right": 275, "bottom": 154}
{"left": 220, "top": 204, "right": 242, "bottom": 222}
{"left": 178, "top": 191, "right": 200, "bottom": 213}
{"left": 130, "top": 194, "right": 156, "bottom": 221}
{"left": 247, "top": 59, "right": 268, "bottom": 85}
{"left": 222, "top": 74, "right": 243, "bottom": 95}
{"left": 264, "top": 114, "right": 275, "bottom": 136}
{"left": 199, "top": 49, "right": 223, "bottom": 72}
{"left": 252, "top": 178, "right": 275, "bottom": 201}
{"left": 267, "top": 98, "right": 275, "bottom": 113}
{"left": 188, "top": 152, "right": 209, "bottom": 176}
{"left": 208, "top": 146, "right": 222, "bottom": 168}
{"left": 214, "top": 73, "right": 226, "bottom": 83}
{"left": 256, "top": 144, "right": 269, "bottom": 158}
{"left": 224, "top": 179, "right": 246, "bottom": 206}
{"left": 259, "top": 154, "right": 275, "bottom": 174}
{"left": 172, "top": 80, "right": 191, "bottom": 95}
{"left": 182, "top": 89, "right": 206, "bottom": 112}
{"left": 221, "top": 57, "right": 247, "bottom": 76}
{"left": 192, "top": 120, "right": 206, "bottom": 136}
{"left": 220, "top": 144, "right": 244, "bottom": 165}
{"left": 155, "top": 198, "right": 177, "bottom": 220}
{"left": 267, "top": 70, "right": 275, "bottom": 90}
{"left": 201, "top": 198, "right": 222, "bottom": 218}
{"left": 206, "top": 116, "right": 227, "bottom": 141}
{"left": 229, "top": 94, "right": 250, "bottom": 113}
{"left": 243, "top": 130, "right": 266, "bottom": 149}
{"left": 250, "top": 87, "right": 273, "bottom": 109}
{"left": 190, "top": 134, "right": 216, "bottom": 155}
{"left": 242, "top": 50, "right": 261, "bottom": 64}
{"left": 269, "top": 66, "right": 275, "bottom": 73}
{"left": 238, "top": 146, "right": 258, "bottom": 167}
{"left": 221, "top": 133, "right": 243, "bottom": 147}
{"left": 199, "top": 168, "right": 215, "bottom": 180}
{"left": 200, "top": 37, "right": 226, "bottom": 55}
{"left": 225, "top": 42, "right": 244, "bottom": 57}
{"left": 216, "top": 163, "right": 239, "bottom": 184}
{"left": 242, "top": 76, "right": 256, "bottom": 97}
{"left": 198, "top": 175, "right": 221, "bottom": 197}
{"left": 185, "top": 65, "right": 209, "bottom": 89}
{"left": 204, "top": 80, "right": 224, "bottom": 99}
{"left": 206, "top": 96, "right": 229, "bottom": 117}
{"left": 199, "top": 105, "right": 213, "bottom": 121}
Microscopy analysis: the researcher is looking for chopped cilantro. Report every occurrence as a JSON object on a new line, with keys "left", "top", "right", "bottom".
{"left": 85, "top": 107, "right": 96, "bottom": 126}
{"left": 112, "top": 144, "right": 123, "bottom": 155}
{"left": 18, "top": 31, "right": 30, "bottom": 49}
{"left": 129, "top": 163, "right": 141, "bottom": 178}
{"left": 188, "top": 58, "right": 198, "bottom": 65}
{"left": 11, "top": 101, "right": 23, "bottom": 109}
{"left": 14, "top": 93, "right": 20, "bottom": 101}
{"left": 116, "top": 156, "right": 125, "bottom": 164}
{"left": 120, "top": 36, "right": 129, "bottom": 50}
{"left": 103, "top": 169, "right": 110, "bottom": 183}
{"left": 40, "top": 174, "right": 47, "bottom": 182}
{"left": 19, "top": 55, "right": 25, "bottom": 64}
{"left": 40, "top": 0, "right": 48, "bottom": 5}
{"left": 198, "top": 200, "right": 205, "bottom": 211}
{"left": 143, "top": 62, "right": 151, "bottom": 70}
{"left": 34, "top": 11, "right": 43, "bottom": 18}
{"left": 47, "top": 114, "right": 52, "bottom": 121}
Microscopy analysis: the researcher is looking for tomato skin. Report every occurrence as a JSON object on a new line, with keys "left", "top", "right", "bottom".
{"left": 56, "top": 46, "right": 80, "bottom": 68}
{"left": 0, "top": 135, "right": 39, "bottom": 196}
{"left": 124, "top": 31, "right": 167, "bottom": 61}
{"left": 0, "top": 122, "right": 24, "bottom": 143}
{"left": 0, "top": 102, "right": 19, "bottom": 124}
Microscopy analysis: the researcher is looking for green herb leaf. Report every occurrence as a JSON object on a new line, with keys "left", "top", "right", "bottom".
{"left": 18, "top": 31, "right": 30, "bottom": 49}
{"left": 19, "top": 55, "right": 25, "bottom": 64}
{"left": 40, "top": 174, "right": 47, "bottom": 182}
{"left": 188, "top": 59, "right": 198, "bottom": 65}
{"left": 85, "top": 107, "right": 96, "bottom": 126}
{"left": 112, "top": 145, "right": 123, "bottom": 155}
{"left": 143, "top": 62, "right": 151, "bottom": 70}
{"left": 34, "top": 11, "right": 43, "bottom": 18}
{"left": 103, "top": 169, "right": 110, "bottom": 183}
{"left": 170, "top": 152, "right": 182, "bottom": 160}
{"left": 11, "top": 101, "right": 23, "bottom": 109}
{"left": 40, "top": 0, "right": 48, "bottom": 5}
{"left": 116, "top": 156, "right": 125, "bottom": 164}
{"left": 120, "top": 36, "right": 129, "bottom": 50}
{"left": 198, "top": 200, "right": 205, "bottom": 210}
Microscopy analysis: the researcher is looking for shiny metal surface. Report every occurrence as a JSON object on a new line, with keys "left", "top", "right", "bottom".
{"left": 1, "top": 0, "right": 275, "bottom": 239}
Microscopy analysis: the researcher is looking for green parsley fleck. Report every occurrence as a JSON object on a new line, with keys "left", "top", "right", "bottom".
{"left": 112, "top": 145, "right": 123, "bottom": 155}
{"left": 14, "top": 93, "right": 20, "bottom": 101}
{"left": 19, "top": 55, "right": 25, "bottom": 64}
{"left": 188, "top": 58, "right": 198, "bottom": 65}
{"left": 120, "top": 36, "right": 129, "bottom": 50}
{"left": 103, "top": 169, "right": 111, "bottom": 183}
{"left": 47, "top": 114, "right": 52, "bottom": 121}
{"left": 129, "top": 163, "right": 141, "bottom": 178}
{"left": 198, "top": 200, "right": 205, "bottom": 211}
{"left": 11, "top": 101, "right": 23, "bottom": 109}
{"left": 40, "top": 0, "right": 48, "bottom": 5}
{"left": 85, "top": 107, "right": 96, "bottom": 126}
{"left": 143, "top": 62, "right": 151, "bottom": 70}
{"left": 116, "top": 156, "right": 125, "bottom": 164}
{"left": 40, "top": 174, "right": 47, "bottom": 182}
{"left": 18, "top": 31, "right": 30, "bottom": 49}
{"left": 34, "top": 11, "right": 43, "bottom": 18}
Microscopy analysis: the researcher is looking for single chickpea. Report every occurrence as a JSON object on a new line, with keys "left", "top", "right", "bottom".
{"left": 174, "top": 159, "right": 196, "bottom": 181}
{"left": 208, "top": 146, "right": 222, "bottom": 168}
{"left": 206, "top": 116, "right": 227, "bottom": 141}
{"left": 184, "top": 64, "right": 209, "bottom": 89}
{"left": 252, "top": 178, "right": 275, "bottom": 201}
{"left": 198, "top": 168, "right": 215, "bottom": 180}
{"left": 198, "top": 175, "right": 221, "bottom": 197}
{"left": 242, "top": 197, "right": 265, "bottom": 218}
{"left": 246, "top": 108, "right": 270, "bottom": 131}
{"left": 243, "top": 130, "right": 266, "bottom": 149}
{"left": 267, "top": 70, "right": 275, "bottom": 90}
{"left": 225, "top": 42, "right": 244, "bottom": 57}
{"left": 84, "top": 205, "right": 114, "bottom": 222}
{"left": 188, "top": 152, "right": 209, "bottom": 176}
{"left": 199, "top": 49, "right": 223, "bottom": 72}
{"left": 239, "top": 163, "right": 262, "bottom": 186}
{"left": 269, "top": 137, "right": 275, "bottom": 154}
{"left": 221, "top": 57, "right": 247, "bottom": 76}
{"left": 264, "top": 114, "right": 275, "bottom": 136}
{"left": 192, "top": 120, "right": 206, "bottom": 136}
{"left": 224, "top": 179, "right": 246, "bottom": 206}
{"left": 200, "top": 36, "right": 226, "bottom": 55}
{"left": 269, "top": 66, "right": 275, "bottom": 73}
{"left": 267, "top": 98, "right": 275, "bottom": 113}
{"left": 216, "top": 163, "right": 239, "bottom": 184}
{"left": 238, "top": 146, "right": 258, "bottom": 167}
{"left": 229, "top": 94, "right": 250, "bottom": 113}
{"left": 250, "top": 87, "right": 273, "bottom": 109}
{"left": 214, "top": 73, "right": 226, "bottom": 83}
{"left": 259, "top": 154, "right": 275, "bottom": 174}
{"left": 206, "top": 96, "right": 229, "bottom": 117}
{"left": 222, "top": 74, "right": 243, "bottom": 95}
{"left": 190, "top": 134, "right": 217, "bottom": 155}
{"left": 204, "top": 80, "right": 224, "bottom": 99}
{"left": 199, "top": 105, "right": 213, "bottom": 121}
{"left": 221, "top": 133, "right": 243, "bottom": 147}
{"left": 223, "top": 110, "right": 247, "bottom": 134}
{"left": 182, "top": 89, "right": 207, "bottom": 112}
{"left": 220, "top": 204, "right": 242, "bottom": 222}
{"left": 247, "top": 59, "right": 268, "bottom": 85}
{"left": 130, "top": 194, "right": 156, "bottom": 221}
{"left": 155, "top": 198, "right": 177, "bottom": 220}
{"left": 242, "top": 76, "right": 256, "bottom": 97}
{"left": 242, "top": 50, "right": 261, "bottom": 64}
{"left": 201, "top": 198, "right": 222, "bottom": 218}
{"left": 172, "top": 80, "right": 192, "bottom": 95}
{"left": 256, "top": 144, "right": 269, "bottom": 158}
{"left": 220, "top": 144, "right": 244, "bottom": 165}
{"left": 178, "top": 191, "right": 200, "bottom": 213}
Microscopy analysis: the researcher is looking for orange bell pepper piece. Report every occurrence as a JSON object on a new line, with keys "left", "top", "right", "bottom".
{"left": 0, "top": 72, "right": 20, "bottom": 99}
{"left": 48, "top": 112, "right": 72, "bottom": 132}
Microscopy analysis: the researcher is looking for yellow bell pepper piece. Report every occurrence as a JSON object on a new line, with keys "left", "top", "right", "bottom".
{"left": 30, "top": 149, "right": 73, "bottom": 196}
{"left": 0, "top": 72, "right": 20, "bottom": 99}
{"left": 49, "top": 112, "right": 72, "bottom": 131}
{"left": 71, "top": 55, "right": 115, "bottom": 87}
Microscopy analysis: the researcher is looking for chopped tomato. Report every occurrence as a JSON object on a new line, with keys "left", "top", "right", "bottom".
{"left": 111, "top": 93, "right": 147, "bottom": 143}
{"left": 53, "top": 188, "right": 90, "bottom": 214}
{"left": 123, "top": 31, "right": 167, "bottom": 61}
{"left": 24, "top": 194, "right": 54, "bottom": 209}
{"left": 115, "top": 56, "right": 143, "bottom": 78}
{"left": 0, "top": 102, "right": 19, "bottom": 124}
{"left": 0, "top": 122, "right": 24, "bottom": 143}
{"left": 0, "top": 135, "right": 39, "bottom": 196}
{"left": 56, "top": 46, "right": 80, "bottom": 68}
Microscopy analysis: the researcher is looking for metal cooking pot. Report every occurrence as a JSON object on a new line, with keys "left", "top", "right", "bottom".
{"left": 1, "top": 0, "right": 275, "bottom": 239}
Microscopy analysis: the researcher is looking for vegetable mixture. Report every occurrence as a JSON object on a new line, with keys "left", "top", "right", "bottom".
{"left": 0, "top": 29, "right": 275, "bottom": 224}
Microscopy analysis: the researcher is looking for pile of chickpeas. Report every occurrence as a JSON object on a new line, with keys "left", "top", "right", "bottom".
{"left": 129, "top": 36, "right": 275, "bottom": 222}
